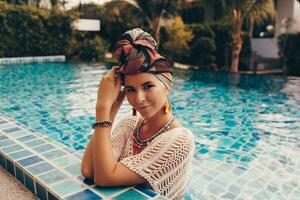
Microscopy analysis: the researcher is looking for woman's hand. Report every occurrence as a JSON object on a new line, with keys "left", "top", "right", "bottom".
{"left": 96, "top": 67, "right": 122, "bottom": 112}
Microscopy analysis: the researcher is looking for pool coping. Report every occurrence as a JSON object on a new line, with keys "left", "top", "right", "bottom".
{"left": 0, "top": 56, "right": 66, "bottom": 64}
{"left": 0, "top": 112, "right": 163, "bottom": 200}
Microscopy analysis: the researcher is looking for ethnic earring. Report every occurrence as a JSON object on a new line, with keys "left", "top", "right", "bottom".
{"left": 164, "top": 99, "right": 171, "bottom": 114}
{"left": 132, "top": 108, "right": 137, "bottom": 116}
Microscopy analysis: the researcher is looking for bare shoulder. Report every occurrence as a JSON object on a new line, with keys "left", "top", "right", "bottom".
{"left": 168, "top": 120, "right": 194, "bottom": 138}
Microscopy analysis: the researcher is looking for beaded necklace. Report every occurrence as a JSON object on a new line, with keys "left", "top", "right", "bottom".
{"left": 133, "top": 115, "right": 174, "bottom": 151}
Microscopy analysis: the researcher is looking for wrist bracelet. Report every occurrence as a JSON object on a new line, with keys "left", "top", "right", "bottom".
{"left": 92, "top": 120, "right": 112, "bottom": 129}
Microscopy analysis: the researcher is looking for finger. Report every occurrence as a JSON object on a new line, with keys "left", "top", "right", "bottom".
{"left": 115, "top": 74, "right": 121, "bottom": 88}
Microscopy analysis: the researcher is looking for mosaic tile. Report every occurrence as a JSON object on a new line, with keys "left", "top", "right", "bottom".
{"left": 73, "top": 152, "right": 83, "bottom": 160}
{"left": 135, "top": 185, "right": 158, "bottom": 197}
{"left": 16, "top": 134, "right": 37, "bottom": 142}
{"left": 24, "top": 139, "right": 46, "bottom": 147}
{"left": 65, "top": 189, "right": 102, "bottom": 200}
{"left": 112, "top": 189, "right": 149, "bottom": 200}
{"left": 6, "top": 159, "right": 15, "bottom": 176}
{"left": 0, "top": 120, "right": 8, "bottom": 125}
{"left": 17, "top": 155, "right": 44, "bottom": 167}
{"left": 93, "top": 185, "right": 128, "bottom": 197}
{"left": 52, "top": 155, "right": 79, "bottom": 168}
{"left": 38, "top": 170, "right": 69, "bottom": 185}
{"left": 153, "top": 195, "right": 166, "bottom": 200}
{"left": 0, "top": 135, "right": 9, "bottom": 140}
{"left": 0, "top": 153, "right": 5, "bottom": 167}
{"left": 1, "top": 144, "right": 24, "bottom": 154}
{"left": 0, "top": 123, "right": 15, "bottom": 130}
{"left": 47, "top": 192, "right": 60, "bottom": 200}
{"left": 15, "top": 165, "right": 25, "bottom": 184}
{"left": 8, "top": 149, "right": 34, "bottom": 160}
{"left": 33, "top": 143, "right": 56, "bottom": 153}
{"left": 64, "top": 163, "right": 81, "bottom": 176}
{"left": 8, "top": 130, "right": 31, "bottom": 138}
{"left": 24, "top": 173, "right": 36, "bottom": 194}
{"left": 63, "top": 147, "right": 76, "bottom": 154}
{"left": 3, "top": 127, "right": 21, "bottom": 133}
{"left": 50, "top": 179, "right": 86, "bottom": 197}
{"left": 220, "top": 192, "right": 237, "bottom": 199}
{"left": 42, "top": 149, "right": 67, "bottom": 160}
{"left": 0, "top": 139, "right": 15, "bottom": 148}
{"left": 27, "top": 162, "right": 55, "bottom": 175}
{"left": 36, "top": 181, "right": 47, "bottom": 200}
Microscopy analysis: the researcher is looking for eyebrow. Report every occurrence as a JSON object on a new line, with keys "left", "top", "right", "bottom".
{"left": 125, "top": 81, "right": 154, "bottom": 88}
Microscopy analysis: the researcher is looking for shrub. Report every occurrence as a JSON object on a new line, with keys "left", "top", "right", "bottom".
{"left": 278, "top": 33, "right": 300, "bottom": 76}
{"left": 0, "top": 2, "right": 76, "bottom": 58}
{"left": 68, "top": 34, "right": 108, "bottom": 61}
{"left": 187, "top": 24, "right": 217, "bottom": 70}
{"left": 210, "top": 22, "right": 233, "bottom": 70}
{"left": 162, "top": 16, "right": 193, "bottom": 62}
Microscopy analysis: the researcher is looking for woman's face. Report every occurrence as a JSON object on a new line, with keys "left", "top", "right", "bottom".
{"left": 124, "top": 73, "right": 168, "bottom": 118}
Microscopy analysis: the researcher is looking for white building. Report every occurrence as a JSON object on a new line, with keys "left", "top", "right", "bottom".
{"left": 252, "top": 0, "right": 300, "bottom": 59}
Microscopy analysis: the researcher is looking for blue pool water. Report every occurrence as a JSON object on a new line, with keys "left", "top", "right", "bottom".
{"left": 1, "top": 63, "right": 299, "bottom": 199}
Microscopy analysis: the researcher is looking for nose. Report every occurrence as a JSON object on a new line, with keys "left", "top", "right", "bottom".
{"left": 135, "top": 90, "right": 146, "bottom": 104}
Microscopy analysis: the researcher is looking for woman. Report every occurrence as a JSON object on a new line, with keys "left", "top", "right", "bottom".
{"left": 81, "top": 28, "right": 194, "bottom": 200}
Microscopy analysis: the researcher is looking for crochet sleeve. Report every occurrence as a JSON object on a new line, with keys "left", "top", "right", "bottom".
{"left": 111, "top": 113, "right": 138, "bottom": 161}
{"left": 119, "top": 129, "right": 195, "bottom": 199}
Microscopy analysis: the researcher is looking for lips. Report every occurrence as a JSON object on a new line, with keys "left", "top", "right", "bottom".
{"left": 138, "top": 105, "right": 150, "bottom": 110}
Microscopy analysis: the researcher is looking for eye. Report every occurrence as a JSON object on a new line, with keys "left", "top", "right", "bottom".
{"left": 126, "top": 88, "right": 135, "bottom": 93}
{"left": 144, "top": 84, "right": 154, "bottom": 89}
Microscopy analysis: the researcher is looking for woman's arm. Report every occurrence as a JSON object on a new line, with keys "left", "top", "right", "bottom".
{"left": 81, "top": 67, "right": 145, "bottom": 186}
{"left": 92, "top": 105, "right": 146, "bottom": 186}
{"left": 81, "top": 83, "right": 126, "bottom": 178}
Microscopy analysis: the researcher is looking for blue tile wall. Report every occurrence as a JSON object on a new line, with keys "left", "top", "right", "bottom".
{"left": 36, "top": 182, "right": 47, "bottom": 200}
{"left": 25, "top": 173, "right": 36, "bottom": 194}
{"left": 65, "top": 189, "right": 102, "bottom": 200}
{"left": 6, "top": 159, "right": 15, "bottom": 176}
{"left": 0, "top": 114, "right": 162, "bottom": 200}
{"left": 15, "top": 165, "right": 25, "bottom": 184}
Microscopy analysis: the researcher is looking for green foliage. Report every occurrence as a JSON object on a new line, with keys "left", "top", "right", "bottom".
{"left": 162, "top": 16, "right": 193, "bottom": 61}
{"left": 278, "top": 33, "right": 300, "bottom": 76}
{"left": 83, "top": 2, "right": 146, "bottom": 51}
{"left": 210, "top": 22, "right": 233, "bottom": 69}
{"left": 68, "top": 33, "right": 108, "bottom": 61}
{"left": 0, "top": 2, "right": 75, "bottom": 57}
{"left": 187, "top": 24, "right": 216, "bottom": 70}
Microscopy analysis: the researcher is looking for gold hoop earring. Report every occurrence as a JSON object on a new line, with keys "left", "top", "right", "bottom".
{"left": 164, "top": 99, "right": 171, "bottom": 114}
{"left": 132, "top": 108, "right": 137, "bottom": 116}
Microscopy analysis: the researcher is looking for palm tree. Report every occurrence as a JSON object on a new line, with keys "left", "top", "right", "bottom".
{"left": 224, "top": 0, "right": 275, "bottom": 73}
{"left": 119, "top": 0, "right": 183, "bottom": 47}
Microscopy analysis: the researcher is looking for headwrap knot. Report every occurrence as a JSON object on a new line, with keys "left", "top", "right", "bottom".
{"left": 115, "top": 28, "right": 173, "bottom": 90}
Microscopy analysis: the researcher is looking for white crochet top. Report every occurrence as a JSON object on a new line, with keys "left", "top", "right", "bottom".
{"left": 111, "top": 113, "right": 195, "bottom": 200}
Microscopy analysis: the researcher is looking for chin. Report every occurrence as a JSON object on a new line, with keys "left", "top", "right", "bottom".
{"left": 138, "top": 109, "right": 159, "bottom": 119}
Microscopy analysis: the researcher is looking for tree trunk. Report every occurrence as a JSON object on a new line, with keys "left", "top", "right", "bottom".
{"left": 231, "top": 21, "right": 243, "bottom": 73}
{"left": 151, "top": 17, "right": 161, "bottom": 48}
{"left": 248, "top": 17, "right": 255, "bottom": 71}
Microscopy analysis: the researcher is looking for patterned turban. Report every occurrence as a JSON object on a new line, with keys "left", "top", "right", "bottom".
{"left": 114, "top": 28, "right": 172, "bottom": 90}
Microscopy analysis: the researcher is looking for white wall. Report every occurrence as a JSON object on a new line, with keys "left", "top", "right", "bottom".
{"left": 276, "top": 0, "right": 300, "bottom": 36}
{"left": 252, "top": 38, "right": 279, "bottom": 58}
{"left": 293, "top": 0, "right": 300, "bottom": 32}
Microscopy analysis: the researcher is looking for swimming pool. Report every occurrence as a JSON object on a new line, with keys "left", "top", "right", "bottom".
{"left": 1, "top": 62, "right": 299, "bottom": 199}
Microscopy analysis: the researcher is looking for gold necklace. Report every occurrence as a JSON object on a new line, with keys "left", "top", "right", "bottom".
{"left": 133, "top": 115, "right": 174, "bottom": 150}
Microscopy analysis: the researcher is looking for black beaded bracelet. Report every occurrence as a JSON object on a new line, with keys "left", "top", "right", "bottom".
{"left": 92, "top": 120, "right": 112, "bottom": 129}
